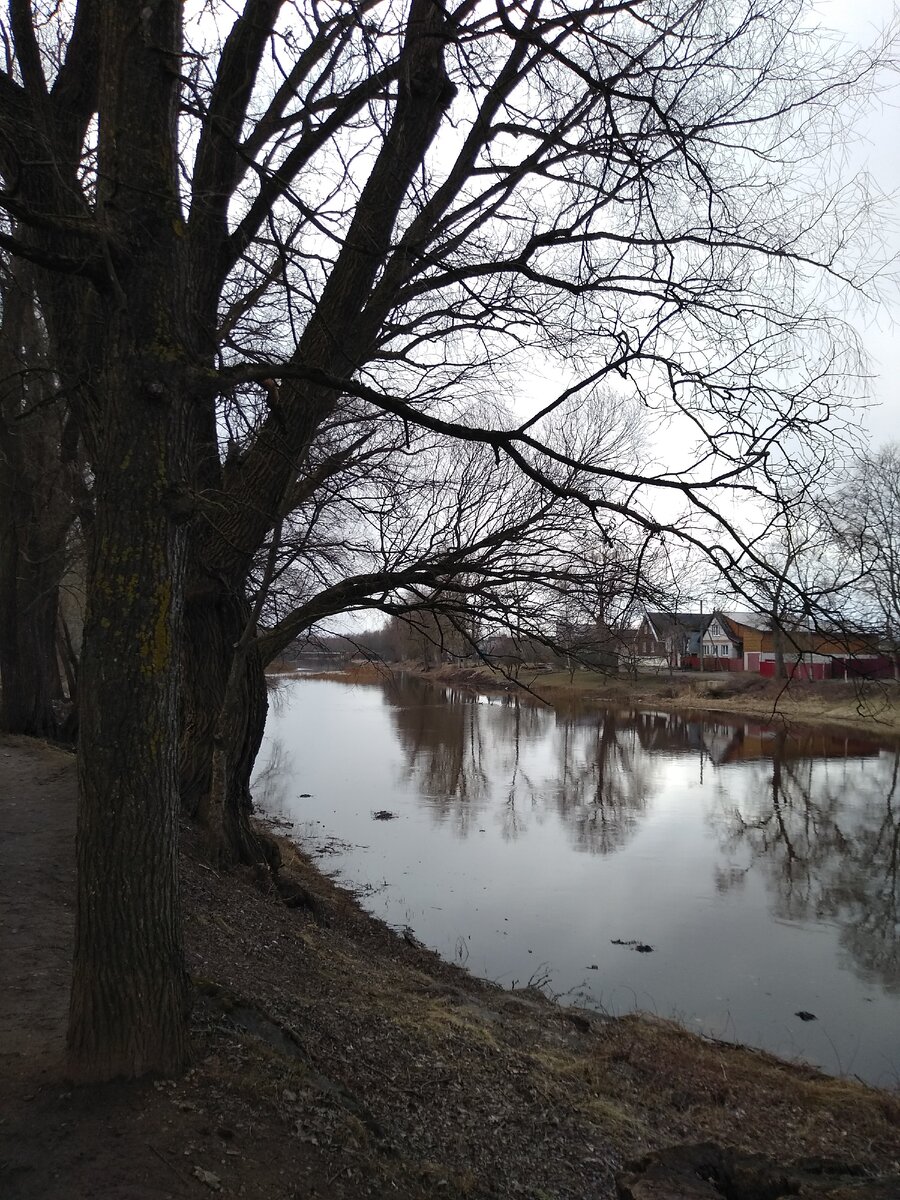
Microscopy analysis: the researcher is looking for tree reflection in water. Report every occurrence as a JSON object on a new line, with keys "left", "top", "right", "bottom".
{"left": 545, "top": 710, "right": 654, "bottom": 854}
{"left": 259, "top": 674, "right": 899, "bottom": 995}
{"left": 251, "top": 736, "right": 294, "bottom": 816}
{"left": 385, "top": 679, "right": 898, "bottom": 990}
{"left": 384, "top": 677, "right": 540, "bottom": 839}
{"left": 712, "top": 736, "right": 899, "bottom": 992}
{"left": 382, "top": 675, "right": 657, "bottom": 854}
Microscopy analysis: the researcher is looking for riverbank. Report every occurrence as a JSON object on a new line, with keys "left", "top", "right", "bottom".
{"left": 2, "top": 736, "right": 899, "bottom": 1198}
{"left": 301, "top": 661, "right": 900, "bottom": 741}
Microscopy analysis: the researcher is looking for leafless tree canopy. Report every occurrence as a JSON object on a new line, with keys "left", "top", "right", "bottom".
{"left": 0, "top": 1, "right": 885, "bottom": 548}
{"left": 833, "top": 445, "right": 900, "bottom": 661}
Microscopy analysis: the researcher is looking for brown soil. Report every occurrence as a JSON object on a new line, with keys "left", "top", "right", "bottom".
{"left": 2, "top": 736, "right": 899, "bottom": 1199}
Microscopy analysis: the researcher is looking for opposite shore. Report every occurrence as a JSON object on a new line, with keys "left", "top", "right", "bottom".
{"left": 289, "top": 660, "right": 900, "bottom": 742}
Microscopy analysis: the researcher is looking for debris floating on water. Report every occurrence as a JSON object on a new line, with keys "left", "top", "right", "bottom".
{"left": 795, "top": 1010, "right": 817, "bottom": 1022}
{"left": 372, "top": 809, "right": 398, "bottom": 820}
{"left": 611, "top": 939, "right": 654, "bottom": 953}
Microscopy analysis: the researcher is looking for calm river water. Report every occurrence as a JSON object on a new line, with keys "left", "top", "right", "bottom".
{"left": 254, "top": 673, "right": 900, "bottom": 1088}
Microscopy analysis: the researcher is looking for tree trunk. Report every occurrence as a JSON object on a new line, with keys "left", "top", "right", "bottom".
{"left": 774, "top": 624, "right": 787, "bottom": 680}
{"left": 181, "top": 578, "right": 272, "bottom": 868}
{"left": 64, "top": 0, "right": 201, "bottom": 1079}
{"left": 0, "top": 531, "right": 62, "bottom": 736}
{"left": 67, "top": 364, "right": 190, "bottom": 1080}
{"left": 0, "top": 266, "right": 69, "bottom": 737}
{"left": 202, "top": 640, "right": 271, "bottom": 868}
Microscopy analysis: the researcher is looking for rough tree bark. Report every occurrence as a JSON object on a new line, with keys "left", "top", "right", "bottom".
{"left": 0, "top": 267, "right": 70, "bottom": 736}
{"left": 65, "top": 0, "right": 194, "bottom": 1079}
{"left": 181, "top": 578, "right": 271, "bottom": 867}
{"left": 69, "top": 340, "right": 191, "bottom": 1078}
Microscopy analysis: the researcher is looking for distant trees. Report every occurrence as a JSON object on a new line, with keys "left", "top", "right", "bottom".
{"left": 247, "top": 391, "right": 655, "bottom": 677}
{"left": 740, "top": 518, "right": 850, "bottom": 677}
{"left": 0, "top": 0, "right": 889, "bottom": 1079}
{"left": 834, "top": 444, "right": 900, "bottom": 675}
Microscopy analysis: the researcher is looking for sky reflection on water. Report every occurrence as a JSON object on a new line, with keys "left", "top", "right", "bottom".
{"left": 254, "top": 674, "right": 900, "bottom": 1088}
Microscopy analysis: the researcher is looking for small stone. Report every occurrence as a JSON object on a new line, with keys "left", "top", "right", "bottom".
{"left": 192, "top": 1166, "right": 222, "bottom": 1191}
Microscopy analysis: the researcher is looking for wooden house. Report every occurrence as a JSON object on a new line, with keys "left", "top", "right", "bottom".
{"left": 710, "top": 612, "right": 879, "bottom": 679}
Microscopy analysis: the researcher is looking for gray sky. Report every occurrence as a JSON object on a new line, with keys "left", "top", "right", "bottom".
{"left": 825, "top": 0, "right": 900, "bottom": 446}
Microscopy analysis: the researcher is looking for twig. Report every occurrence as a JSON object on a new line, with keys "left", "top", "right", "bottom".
{"left": 148, "top": 1143, "right": 193, "bottom": 1193}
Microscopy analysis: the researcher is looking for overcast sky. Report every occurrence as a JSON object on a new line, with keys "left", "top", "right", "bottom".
{"left": 824, "top": 0, "right": 900, "bottom": 447}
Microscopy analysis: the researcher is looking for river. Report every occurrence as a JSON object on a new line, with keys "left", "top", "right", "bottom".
{"left": 254, "top": 672, "right": 900, "bottom": 1089}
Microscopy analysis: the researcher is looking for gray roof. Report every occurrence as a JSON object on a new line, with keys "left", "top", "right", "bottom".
{"left": 717, "top": 610, "right": 771, "bottom": 633}
{"left": 645, "top": 612, "right": 710, "bottom": 635}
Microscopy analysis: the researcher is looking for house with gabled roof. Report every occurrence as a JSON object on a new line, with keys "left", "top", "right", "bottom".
{"left": 634, "top": 604, "right": 884, "bottom": 677}
{"left": 699, "top": 611, "right": 759, "bottom": 662}
{"left": 707, "top": 611, "right": 879, "bottom": 679}
{"left": 632, "top": 611, "right": 710, "bottom": 669}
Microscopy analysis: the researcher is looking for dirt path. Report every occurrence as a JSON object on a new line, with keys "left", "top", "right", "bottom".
{"left": 0, "top": 737, "right": 75, "bottom": 1088}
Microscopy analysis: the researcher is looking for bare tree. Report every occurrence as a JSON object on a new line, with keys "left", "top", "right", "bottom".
{"left": 0, "top": 0, "right": 889, "bottom": 1079}
{"left": 833, "top": 444, "right": 900, "bottom": 676}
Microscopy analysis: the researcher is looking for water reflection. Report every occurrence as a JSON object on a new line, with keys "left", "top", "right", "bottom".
{"left": 545, "top": 713, "right": 654, "bottom": 854}
{"left": 382, "top": 678, "right": 657, "bottom": 853}
{"left": 378, "top": 677, "right": 892, "bottom": 880}
{"left": 386, "top": 681, "right": 493, "bottom": 834}
{"left": 713, "top": 744, "right": 900, "bottom": 991}
{"left": 254, "top": 674, "right": 900, "bottom": 1084}
{"left": 252, "top": 735, "right": 295, "bottom": 813}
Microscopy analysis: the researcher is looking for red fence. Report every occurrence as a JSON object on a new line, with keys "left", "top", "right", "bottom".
{"left": 831, "top": 656, "right": 898, "bottom": 681}
{"left": 759, "top": 659, "right": 828, "bottom": 681}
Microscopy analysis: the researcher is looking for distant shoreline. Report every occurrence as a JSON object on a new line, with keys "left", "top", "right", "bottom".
{"left": 276, "top": 660, "right": 900, "bottom": 741}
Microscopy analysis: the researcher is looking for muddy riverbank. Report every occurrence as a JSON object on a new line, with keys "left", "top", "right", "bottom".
{"left": 2, "top": 735, "right": 898, "bottom": 1198}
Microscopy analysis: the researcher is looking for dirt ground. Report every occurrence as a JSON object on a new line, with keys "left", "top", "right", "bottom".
{"left": 1, "top": 736, "right": 899, "bottom": 1199}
